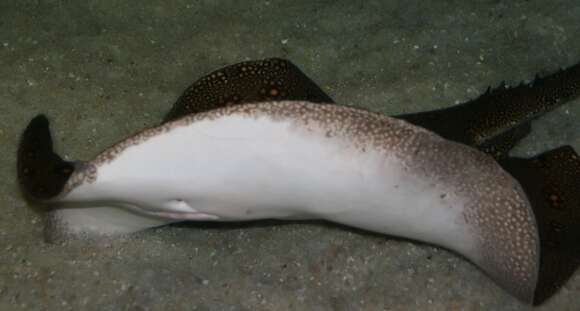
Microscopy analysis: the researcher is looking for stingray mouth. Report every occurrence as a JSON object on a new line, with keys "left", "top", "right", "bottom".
{"left": 17, "top": 115, "right": 76, "bottom": 202}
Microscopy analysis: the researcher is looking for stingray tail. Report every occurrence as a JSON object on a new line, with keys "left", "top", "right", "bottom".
{"left": 17, "top": 114, "right": 76, "bottom": 202}
{"left": 398, "top": 61, "right": 580, "bottom": 159}
{"left": 500, "top": 146, "right": 580, "bottom": 305}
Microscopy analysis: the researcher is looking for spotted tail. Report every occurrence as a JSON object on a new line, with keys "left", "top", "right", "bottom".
{"left": 398, "top": 62, "right": 580, "bottom": 159}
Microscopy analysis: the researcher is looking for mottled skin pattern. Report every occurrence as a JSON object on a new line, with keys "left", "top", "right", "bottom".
{"left": 66, "top": 101, "right": 539, "bottom": 302}
{"left": 501, "top": 146, "right": 580, "bottom": 304}
{"left": 162, "top": 58, "right": 333, "bottom": 122}
{"left": 467, "top": 63, "right": 580, "bottom": 141}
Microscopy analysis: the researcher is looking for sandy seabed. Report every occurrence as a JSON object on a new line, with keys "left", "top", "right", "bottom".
{"left": 1, "top": 1, "right": 579, "bottom": 310}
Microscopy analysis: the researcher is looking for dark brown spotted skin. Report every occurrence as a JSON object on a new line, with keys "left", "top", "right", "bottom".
{"left": 501, "top": 146, "right": 580, "bottom": 305}
{"left": 162, "top": 58, "right": 334, "bottom": 123}
{"left": 469, "top": 63, "right": 580, "bottom": 142}
{"left": 398, "top": 61, "right": 580, "bottom": 159}
{"left": 69, "top": 101, "right": 539, "bottom": 303}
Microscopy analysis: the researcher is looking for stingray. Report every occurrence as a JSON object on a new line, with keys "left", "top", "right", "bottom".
{"left": 160, "top": 58, "right": 580, "bottom": 304}
{"left": 17, "top": 59, "right": 580, "bottom": 305}
{"left": 162, "top": 58, "right": 580, "bottom": 161}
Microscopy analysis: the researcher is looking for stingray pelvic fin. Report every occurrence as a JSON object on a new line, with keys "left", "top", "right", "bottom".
{"left": 476, "top": 122, "right": 532, "bottom": 160}
{"left": 17, "top": 115, "right": 75, "bottom": 201}
{"left": 501, "top": 146, "right": 580, "bottom": 305}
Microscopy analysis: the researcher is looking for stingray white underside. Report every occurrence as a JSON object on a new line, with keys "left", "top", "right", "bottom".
{"left": 51, "top": 114, "right": 475, "bottom": 256}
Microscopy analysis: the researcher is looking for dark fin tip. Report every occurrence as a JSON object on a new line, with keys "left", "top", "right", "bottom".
{"left": 501, "top": 146, "right": 580, "bottom": 305}
{"left": 17, "top": 114, "right": 75, "bottom": 201}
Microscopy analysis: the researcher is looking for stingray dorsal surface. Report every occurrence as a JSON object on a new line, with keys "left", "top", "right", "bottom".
{"left": 25, "top": 101, "right": 539, "bottom": 303}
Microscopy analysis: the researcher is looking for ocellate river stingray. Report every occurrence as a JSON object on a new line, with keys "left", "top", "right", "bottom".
{"left": 17, "top": 58, "right": 580, "bottom": 305}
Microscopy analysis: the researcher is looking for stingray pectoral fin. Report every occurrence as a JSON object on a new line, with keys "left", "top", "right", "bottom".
{"left": 44, "top": 205, "right": 178, "bottom": 242}
{"left": 162, "top": 58, "right": 334, "bottom": 123}
{"left": 501, "top": 146, "right": 580, "bottom": 305}
{"left": 17, "top": 114, "right": 76, "bottom": 201}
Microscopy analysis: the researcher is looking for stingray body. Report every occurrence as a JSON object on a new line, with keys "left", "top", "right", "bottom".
{"left": 163, "top": 58, "right": 580, "bottom": 160}
{"left": 20, "top": 101, "right": 539, "bottom": 302}
{"left": 158, "top": 58, "right": 580, "bottom": 304}
{"left": 16, "top": 59, "right": 580, "bottom": 305}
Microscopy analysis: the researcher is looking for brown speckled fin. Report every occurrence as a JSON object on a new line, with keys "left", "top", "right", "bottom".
{"left": 397, "top": 61, "right": 580, "bottom": 158}
{"left": 17, "top": 115, "right": 75, "bottom": 201}
{"left": 500, "top": 146, "right": 580, "bottom": 305}
{"left": 162, "top": 58, "right": 334, "bottom": 123}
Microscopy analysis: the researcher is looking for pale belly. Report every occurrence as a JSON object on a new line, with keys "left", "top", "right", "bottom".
{"left": 63, "top": 115, "right": 475, "bottom": 255}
